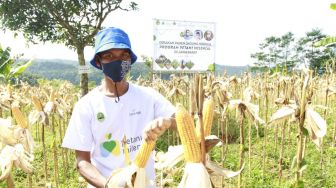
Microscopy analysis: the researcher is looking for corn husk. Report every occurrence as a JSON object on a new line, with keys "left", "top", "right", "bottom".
{"left": 229, "top": 100, "right": 265, "bottom": 125}
{"left": 155, "top": 145, "right": 184, "bottom": 170}
{"left": 107, "top": 164, "right": 151, "bottom": 188}
{"left": 305, "top": 107, "right": 327, "bottom": 148}
{"left": 0, "top": 144, "right": 34, "bottom": 181}
{"left": 305, "top": 108, "right": 327, "bottom": 138}
{"left": 268, "top": 105, "right": 297, "bottom": 126}
{"left": 44, "top": 101, "right": 55, "bottom": 114}
{"left": 0, "top": 118, "right": 16, "bottom": 145}
{"left": 28, "top": 111, "right": 46, "bottom": 125}
{"left": 106, "top": 139, "right": 155, "bottom": 188}
{"left": 205, "top": 160, "right": 244, "bottom": 178}
{"left": 0, "top": 146, "right": 15, "bottom": 181}
{"left": 243, "top": 87, "right": 259, "bottom": 103}
{"left": 178, "top": 163, "right": 212, "bottom": 188}
{"left": 155, "top": 136, "right": 221, "bottom": 171}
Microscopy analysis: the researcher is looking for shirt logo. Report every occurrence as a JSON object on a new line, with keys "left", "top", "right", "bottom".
{"left": 100, "top": 133, "right": 121, "bottom": 157}
{"left": 129, "top": 109, "right": 141, "bottom": 116}
{"left": 97, "top": 112, "right": 105, "bottom": 122}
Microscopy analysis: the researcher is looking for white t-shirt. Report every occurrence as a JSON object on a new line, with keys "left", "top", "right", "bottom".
{"left": 62, "top": 83, "right": 175, "bottom": 187}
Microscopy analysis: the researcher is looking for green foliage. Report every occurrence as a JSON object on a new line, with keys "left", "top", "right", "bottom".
{"left": 331, "top": 3, "right": 336, "bottom": 10}
{"left": 251, "top": 29, "right": 333, "bottom": 74}
{"left": 0, "top": 0, "right": 138, "bottom": 49}
{"left": 0, "top": 44, "right": 32, "bottom": 84}
{"left": 22, "top": 58, "right": 248, "bottom": 84}
{"left": 314, "top": 36, "right": 336, "bottom": 47}
{"left": 207, "top": 63, "right": 215, "bottom": 72}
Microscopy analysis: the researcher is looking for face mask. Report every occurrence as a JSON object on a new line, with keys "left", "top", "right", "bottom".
{"left": 102, "top": 60, "right": 131, "bottom": 82}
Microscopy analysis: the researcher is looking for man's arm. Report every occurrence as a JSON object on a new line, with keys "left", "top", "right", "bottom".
{"left": 75, "top": 150, "right": 107, "bottom": 188}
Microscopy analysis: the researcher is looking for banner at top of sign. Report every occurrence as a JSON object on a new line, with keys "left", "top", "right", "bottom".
{"left": 153, "top": 19, "right": 216, "bottom": 72}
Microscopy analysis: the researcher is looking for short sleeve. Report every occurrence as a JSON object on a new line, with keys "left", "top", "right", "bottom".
{"left": 152, "top": 89, "right": 176, "bottom": 118}
{"left": 61, "top": 101, "right": 94, "bottom": 151}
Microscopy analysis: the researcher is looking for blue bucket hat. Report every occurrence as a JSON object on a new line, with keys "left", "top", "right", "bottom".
{"left": 90, "top": 27, "right": 137, "bottom": 69}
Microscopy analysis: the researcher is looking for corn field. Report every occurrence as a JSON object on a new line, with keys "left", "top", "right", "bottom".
{"left": 1, "top": 69, "right": 336, "bottom": 188}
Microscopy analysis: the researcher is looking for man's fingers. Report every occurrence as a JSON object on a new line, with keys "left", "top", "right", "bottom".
{"left": 144, "top": 118, "right": 172, "bottom": 141}
{"left": 145, "top": 132, "right": 157, "bottom": 142}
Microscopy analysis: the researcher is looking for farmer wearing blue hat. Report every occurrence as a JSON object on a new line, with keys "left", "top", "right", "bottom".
{"left": 62, "top": 27, "right": 176, "bottom": 188}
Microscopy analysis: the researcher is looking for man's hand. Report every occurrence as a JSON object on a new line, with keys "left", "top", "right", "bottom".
{"left": 104, "top": 166, "right": 136, "bottom": 188}
{"left": 75, "top": 150, "right": 107, "bottom": 188}
{"left": 143, "top": 117, "right": 175, "bottom": 141}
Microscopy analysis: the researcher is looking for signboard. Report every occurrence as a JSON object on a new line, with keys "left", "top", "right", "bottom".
{"left": 153, "top": 19, "right": 216, "bottom": 71}
{"left": 78, "top": 65, "right": 91, "bottom": 74}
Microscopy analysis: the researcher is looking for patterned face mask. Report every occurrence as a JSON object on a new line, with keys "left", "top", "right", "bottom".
{"left": 101, "top": 60, "right": 131, "bottom": 82}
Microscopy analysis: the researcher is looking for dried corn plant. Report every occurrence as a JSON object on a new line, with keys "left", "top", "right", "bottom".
{"left": 1, "top": 70, "right": 336, "bottom": 187}
{"left": 155, "top": 75, "right": 243, "bottom": 187}
{"left": 268, "top": 69, "right": 328, "bottom": 186}
{"left": 155, "top": 104, "right": 243, "bottom": 188}
{"left": 228, "top": 89, "right": 265, "bottom": 187}
{"left": 0, "top": 106, "right": 34, "bottom": 188}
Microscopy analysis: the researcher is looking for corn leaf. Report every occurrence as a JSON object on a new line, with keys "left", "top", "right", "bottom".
{"left": 305, "top": 108, "right": 327, "bottom": 138}
{"left": 268, "top": 105, "right": 296, "bottom": 126}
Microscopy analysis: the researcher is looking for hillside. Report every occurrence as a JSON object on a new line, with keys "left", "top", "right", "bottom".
{"left": 25, "top": 59, "right": 248, "bottom": 84}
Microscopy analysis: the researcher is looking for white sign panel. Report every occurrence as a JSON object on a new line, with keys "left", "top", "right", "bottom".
{"left": 153, "top": 19, "right": 216, "bottom": 71}
{"left": 78, "top": 65, "right": 91, "bottom": 74}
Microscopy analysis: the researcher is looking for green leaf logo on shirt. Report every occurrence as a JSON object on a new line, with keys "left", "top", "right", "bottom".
{"left": 97, "top": 112, "right": 105, "bottom": 122}
{"left": 100, "top": 133, "right": 121, "bottom": 157}
{"left": 103, "top": 140, "right": 116, "bottom": 152}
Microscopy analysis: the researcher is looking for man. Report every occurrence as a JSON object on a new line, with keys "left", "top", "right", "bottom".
{"left": 184, "top": 29, "right": 193, "bottom": 40}
{"left": 194, "top": 30, "right": 202, "bottom": 40}
{"left": 204, "top": 30, "right": 214, "bottom": 41}
{"left": 62, "top": 27, "right": 176, "bottom": 188}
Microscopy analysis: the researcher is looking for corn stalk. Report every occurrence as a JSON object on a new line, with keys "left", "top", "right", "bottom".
{"left": 238, "top": 106, "right": 245, "bottom": 188}
{"left": 262, "top": 79, "right": 270, "bottom": 182}
{"left": 295, "top": 71, "right": 310, "bottom": 184}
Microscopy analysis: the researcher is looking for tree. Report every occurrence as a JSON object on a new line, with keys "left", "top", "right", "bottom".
{"left": 295, "top": 29, "right": 328, "bottom": 72}
{"left": 0, "top": 0, "right": 138, "bottom": 96}
{"left": 0, "top": 44, "right": 32, "bottom": 84}
{"left": 250, "top": 52, "right": 267, "bottom": 72}
{"left": 262, "top": 36, "right": 281, "bottom": 69}
{"left": 279, "top": 32, "right": 295, "bottom": 71}
{"left": 251, "top": 29, "right": 333, "bottom": 74}
{"left": 250, "top": 36, "right": 282, "bottom": 72}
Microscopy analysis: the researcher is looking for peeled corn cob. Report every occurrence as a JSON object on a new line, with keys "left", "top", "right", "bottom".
{"left": 106, "top": 136, "right": 157, "bottom": 187}
{"left": 11, "top": 107, "right": 28, "bottom": 129}
{"left": 134, "top": 140, "right": 155, "bottom": 168}
{"left": 175, "top": 104, "right": 212, "bottom": 188}
{"left": 175, "top": 104, "right": 201, "bottom": 163}
{"left": 31, "top": 96, "right": 43, "bottom": 112}
{"left": 195, "top": 98, "right": 215, "bottom": 142}
{"left": 202, "top": 98, "right": 215, "bottom": 137}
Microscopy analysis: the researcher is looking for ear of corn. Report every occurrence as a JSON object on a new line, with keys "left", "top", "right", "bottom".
{"left": 11, "top": 107, "right": 28, "bottom": 129}
{"left": 195, "top": 98, "right": 215, "bottom": 141}
{"left": 31, "top": 96, "right": 43, "bottom": 112}
{"left": 134, "top": 140, "right": 155, "bottom": 168}
{"left": 122, "top": 135, "right": 131, "bottom": 166}
{"left": 202, "top": 98, "right": 215, "bottom": 137}
{"left": 176, "top": 104, "right": 201, "bottom": 163}
{"left": 108, "top": 139, "right": 154, "bottom": 187}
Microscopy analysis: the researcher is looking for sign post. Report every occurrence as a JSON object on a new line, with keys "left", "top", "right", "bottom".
{"left": 153, "top": 19, "right": 216, "bottom": 72}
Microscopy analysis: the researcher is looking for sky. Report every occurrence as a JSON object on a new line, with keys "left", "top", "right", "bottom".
{"left": 0, "top": 0, "right": 336, "bottom": 66}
